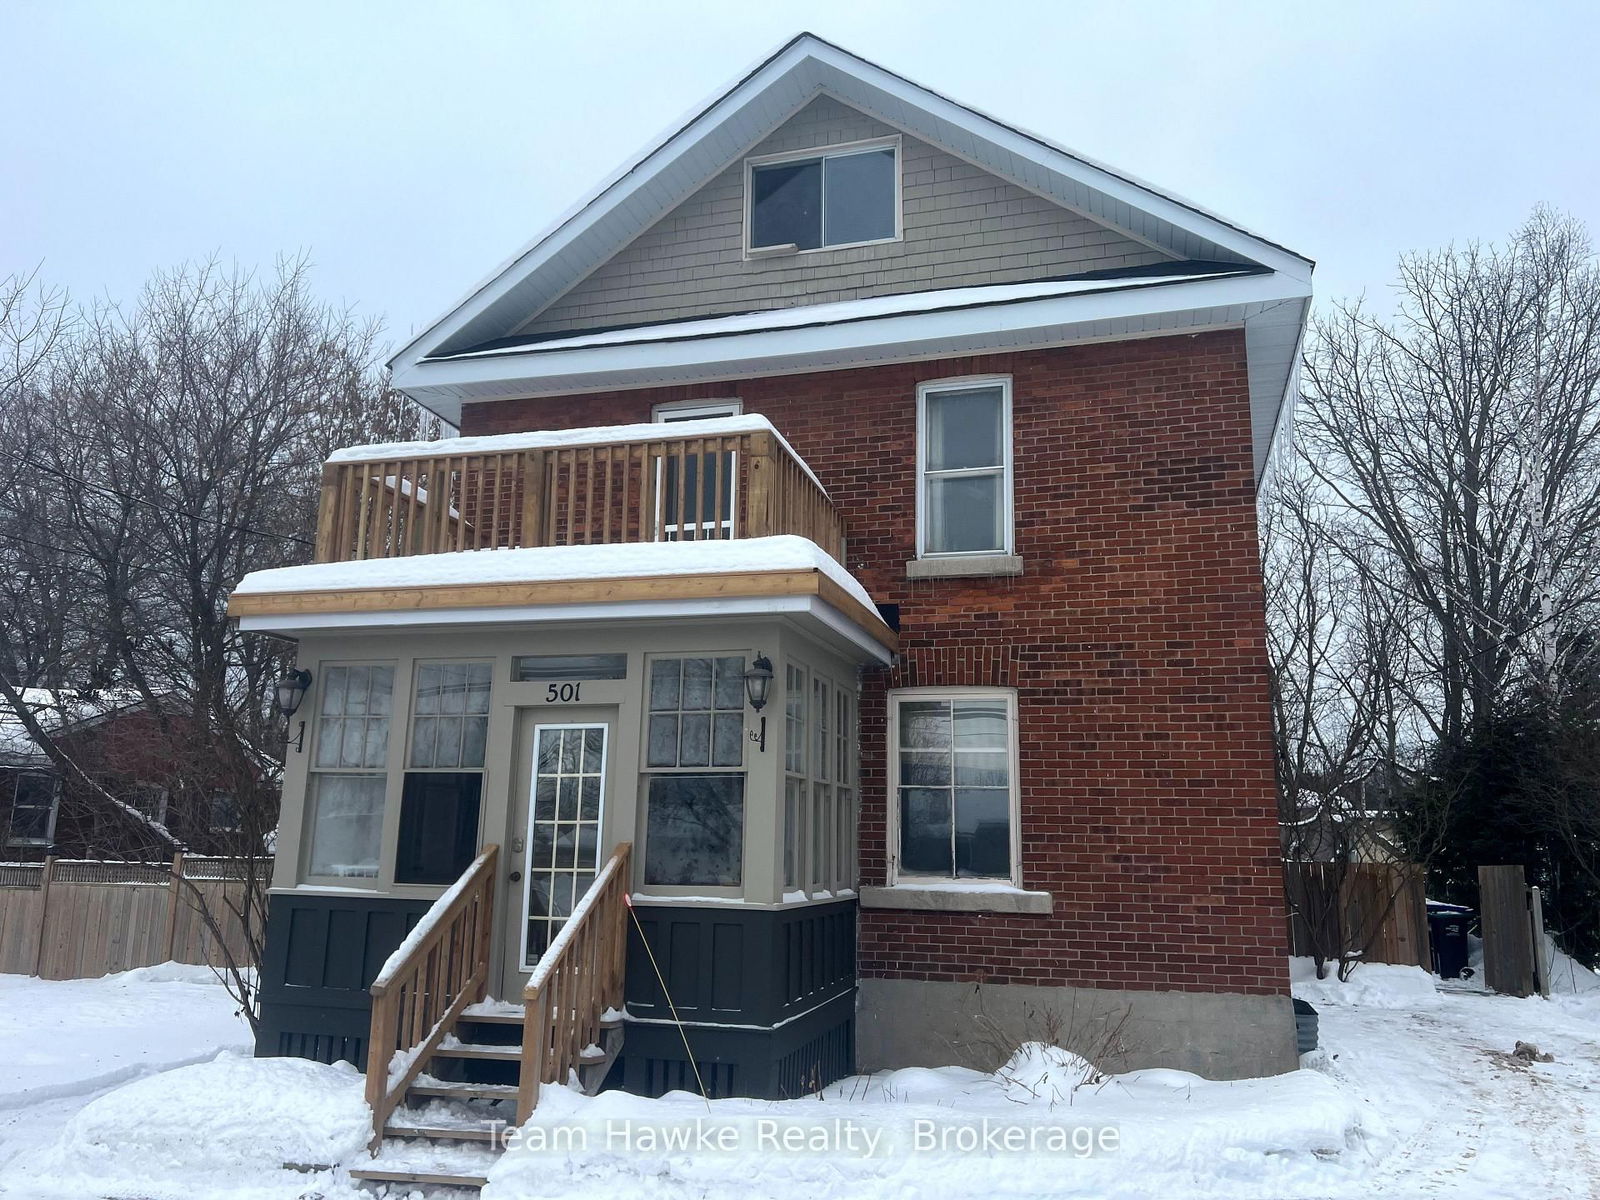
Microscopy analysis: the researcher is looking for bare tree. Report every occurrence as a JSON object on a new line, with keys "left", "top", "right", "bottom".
{"left": 1299, "top": 208, "right": 1600, "bottom": 747}
{"left": 0, "top": 256, "right": 435, "bottom": 1028}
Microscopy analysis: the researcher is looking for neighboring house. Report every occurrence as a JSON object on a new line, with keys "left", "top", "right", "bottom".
{"left": 232, "top": 33, "right": 1311, "bottom": 1108}
{"left": 0, "top": 689, "right": 244, "bottom": 859}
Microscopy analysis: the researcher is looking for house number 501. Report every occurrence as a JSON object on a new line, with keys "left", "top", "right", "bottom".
{"left": 545, "top": 683, "right": 582, "bottom": 703}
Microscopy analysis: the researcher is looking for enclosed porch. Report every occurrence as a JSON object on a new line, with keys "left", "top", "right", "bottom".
{"left": 228, "top": 420, "right": 893, "bottom": 1171}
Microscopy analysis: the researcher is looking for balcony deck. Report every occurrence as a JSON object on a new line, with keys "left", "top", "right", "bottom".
{"left": 311, "top": 415, "right": 843, "bottom": 565}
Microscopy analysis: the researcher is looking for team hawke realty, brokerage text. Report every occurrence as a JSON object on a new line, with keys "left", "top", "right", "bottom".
{"left": 485, "top": 1115, "right": 1123, "bottom": 1157}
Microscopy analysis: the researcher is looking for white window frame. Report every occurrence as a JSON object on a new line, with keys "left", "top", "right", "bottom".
{"left": 652, "top": 400, "right": 743, "bottom": 541}
{"left": 521, "top": 721, "right": 610, "bottom": 970}
{"left": 743, "top": 135, "right": 903, "bottom": 258}
{"left": 886, "top": 687, "right": 1021, "bottom": 888}
{"left": 303, "top": 660, "right": 397, "bottom": 885}
{"left": 915, "top": 376, "right": 1015, "bottom": 559}
{"left": 6, "top": 771, "right": 60, "bottom": 848}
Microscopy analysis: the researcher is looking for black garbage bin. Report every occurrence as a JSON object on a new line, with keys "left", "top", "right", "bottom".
{"left": 1427, "top": 904, "right": 1474, "bottom": 979}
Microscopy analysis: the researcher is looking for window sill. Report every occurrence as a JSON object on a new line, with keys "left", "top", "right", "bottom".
{"left": 905, "top": 554, "right": 1023, "bottom": 580}
{"left": 859, "top": 884, "right": 1053, "bottom": 915}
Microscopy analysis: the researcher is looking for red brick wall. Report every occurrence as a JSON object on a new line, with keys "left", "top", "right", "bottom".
{"left": 461, "top": 330, "right": 1290, "bottom": 997}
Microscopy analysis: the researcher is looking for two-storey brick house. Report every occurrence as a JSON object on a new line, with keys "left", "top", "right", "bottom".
{"left": 232, "top": 34, "right": 1310, "bottom": 1144}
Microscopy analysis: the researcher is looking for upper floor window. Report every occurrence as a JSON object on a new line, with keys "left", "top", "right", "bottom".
{"left": 917, "top": 377, "right": 1013, "bottom": 558}
{"left": 747, "top": 139, "right": 899, "bottom": 254}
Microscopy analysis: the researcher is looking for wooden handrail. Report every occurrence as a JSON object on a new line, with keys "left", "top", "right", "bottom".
{"left": 516, "top": 842, "right": 633, "bottom": 1122}
{"left": 314, "top": 428, "right": 844, "bottom": 564}
{"left": 364, "top": 843, "right": 498, "bottom": 1152}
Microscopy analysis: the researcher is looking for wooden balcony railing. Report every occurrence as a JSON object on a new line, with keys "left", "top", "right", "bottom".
{"left": 364, "top": 843, "right": 497, "bottom": 1151}
{"left": 516, "top": 841, "right": 632, "bottom": 1122}
{"left": 314, "top": 423, "right": 844, "bottom": 565}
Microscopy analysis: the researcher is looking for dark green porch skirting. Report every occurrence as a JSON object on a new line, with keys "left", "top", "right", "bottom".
{"left": 621, "top": 898, "right": 857, "bottom": 1098}
{"left": 255, "top": 889, "right": 431, "bottom": 1067}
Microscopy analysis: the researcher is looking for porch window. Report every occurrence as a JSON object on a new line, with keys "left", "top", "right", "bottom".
{"left": 890, "top": 689, "right": 1018, "bottom": 882}
{"left": 397, "top": 661, "right": 490, "bottom": 885}
{"left": 5, "top": 772, "right": 59, "bottom": 847}
{"left": 917, "top": 378, "right": 1013, "bottom": 557}
{"left": 782, "top": 663, "right": 806, "bottom": 891}
{"left": 747, "top": 140, "right": 899, "bottom": 252}
{"left": 642, "top": 655, "right": 746, "bottom": 887}
{"left": 307, "top": 664, "right": 393, "bottom": 878}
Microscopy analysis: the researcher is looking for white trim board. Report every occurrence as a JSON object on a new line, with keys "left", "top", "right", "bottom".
{"left": 238, "top": 595, "right": 896, "bottom": 666}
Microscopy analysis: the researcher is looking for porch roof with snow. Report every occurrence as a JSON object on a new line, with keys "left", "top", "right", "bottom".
{"left": 387, "top": 33, "right": 1312, "bottom": 480}
{"left": 227, "top": 535, "right": 897, "bottom": 662}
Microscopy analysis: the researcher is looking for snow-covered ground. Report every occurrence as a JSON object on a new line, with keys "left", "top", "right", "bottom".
{"left": 1, "top": 958, "right": 1598, "bottom": 1199}
{"left": 0, "top": 963, "right": 254, "bottom": 1177}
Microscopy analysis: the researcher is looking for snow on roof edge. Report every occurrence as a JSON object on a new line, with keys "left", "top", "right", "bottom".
{"left": 233, "top": 535, "right": 884, "bottom": 626}
{"left": 431, "top": 271, "right": 1241, "bottom": 363}
{"left": 327, "top": 414, "right": 827, "bottom": 499}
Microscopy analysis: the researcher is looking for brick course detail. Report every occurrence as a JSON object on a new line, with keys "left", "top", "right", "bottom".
{"left": 461, "top": 330, "right": 1291, "bottom": 997}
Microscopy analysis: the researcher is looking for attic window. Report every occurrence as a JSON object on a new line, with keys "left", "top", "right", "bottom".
{"left": 747, "top": 138, "right": 899, "bottom": 254}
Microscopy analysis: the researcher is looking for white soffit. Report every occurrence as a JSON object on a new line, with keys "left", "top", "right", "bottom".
{"left": 397, "top": 271, "right": 1310, "bottom": 480}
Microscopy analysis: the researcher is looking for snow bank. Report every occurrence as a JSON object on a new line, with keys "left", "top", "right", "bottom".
{"left": 0, "top": 968, "right": 251, "bottom": 1109}
{"left": 1289, "top": 957, "right": 1441, "bottom": 1010}
{"left": 482, "top": 1049, "right": 1364, "bottom": 1200}
{"left": 25, "top": 1053, "right": 368, "bottom": 1199}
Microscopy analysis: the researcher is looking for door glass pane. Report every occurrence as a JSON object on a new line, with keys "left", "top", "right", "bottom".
{"left": 751, "top": 159, "right": 822, "bottom": 250}
{"left": 926, "top": 473, "right": 1003, "bottom": 554}
{"left": 523, "top": 725, "right": 607, "bottom": 968}
{"left": 823, "top": 148, "right": 896, "bottom": 245}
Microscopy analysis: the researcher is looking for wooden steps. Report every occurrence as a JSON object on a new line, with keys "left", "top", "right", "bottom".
{"left": 408, "top": 1080, "right": 520, "bottom": 1102}
{"left": 353, "top": 1003, "right": 625, "bottom": 1195}
{"left": 432, "top": 1042, "right": 522, "bottom": 1062}
{"left": 384, "top": 1122, "right": 500, "bottom": 1143}
{"left": 349, "top": 1166, "right": 492, "bottom": 1190}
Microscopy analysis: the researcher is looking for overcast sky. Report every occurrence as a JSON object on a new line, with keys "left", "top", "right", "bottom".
{"left": 5, "top": 0, "right": 1598, "bottom": 352}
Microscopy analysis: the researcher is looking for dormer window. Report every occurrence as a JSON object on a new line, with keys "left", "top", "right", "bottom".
{"left": 746, "top": 137, "right": 899, "bottom": 255}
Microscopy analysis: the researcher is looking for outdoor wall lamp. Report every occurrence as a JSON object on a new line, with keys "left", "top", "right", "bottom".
{"left": 744, "top": 654, "right": 774, "bottom": 752}
{"left": 275, "top": 668, "right": 313, "bottom": 753}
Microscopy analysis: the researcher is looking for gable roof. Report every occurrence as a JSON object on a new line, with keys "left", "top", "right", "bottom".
{"left": 389, "top": 33, "right": 1312, "bottom": 478}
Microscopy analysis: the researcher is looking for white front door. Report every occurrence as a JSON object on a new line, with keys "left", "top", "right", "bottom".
{"left": 501, "top": 715, "right": 611, "bottom": 999}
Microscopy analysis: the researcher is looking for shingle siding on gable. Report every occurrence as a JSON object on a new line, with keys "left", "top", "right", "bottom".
{"left": 517, "top": 95, "right": 1176, "bottom": 336}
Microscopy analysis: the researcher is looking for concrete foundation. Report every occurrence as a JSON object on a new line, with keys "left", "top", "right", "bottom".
{"left": 856, "top": 977, "right": 1298, "bottom": 1081}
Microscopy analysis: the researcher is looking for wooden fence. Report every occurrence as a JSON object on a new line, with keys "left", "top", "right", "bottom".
{"left": 1478, "top": 864, "right": 1548, "bottom": 998}
{"left": 1285, "top": 861, "right": 1430, "bottom": 967}
{"left": 0, "top": 856, "right": 257, "bottom": 979}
